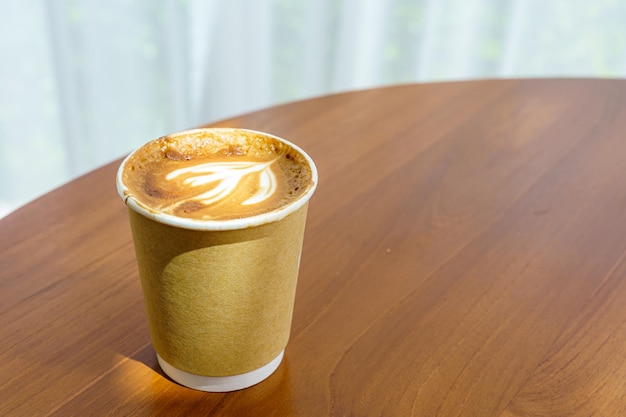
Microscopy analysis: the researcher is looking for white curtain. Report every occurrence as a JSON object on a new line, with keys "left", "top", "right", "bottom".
{"left": 1, "top": 0, "right": 625, "bottom": 217}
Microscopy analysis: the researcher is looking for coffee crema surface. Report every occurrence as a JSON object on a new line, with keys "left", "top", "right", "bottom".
{"left": 121, "top": 129, "right": 313, "bottom": 220}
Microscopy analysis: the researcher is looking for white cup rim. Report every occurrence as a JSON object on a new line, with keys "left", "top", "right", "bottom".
{"left": 116, "top": 128, "right": 318, "bottom": 231}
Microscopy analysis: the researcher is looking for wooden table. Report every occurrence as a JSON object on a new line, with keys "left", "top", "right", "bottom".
{"left": 2, "top": 79, "right": 626, "bottom": 416}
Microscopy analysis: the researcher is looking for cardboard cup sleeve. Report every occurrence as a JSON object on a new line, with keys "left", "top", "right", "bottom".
{"left": 128, "top": 204, "right": 308, "bottom": 379}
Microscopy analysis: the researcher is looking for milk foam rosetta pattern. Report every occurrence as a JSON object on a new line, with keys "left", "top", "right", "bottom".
{"left": 163, "top": 159, "right": 278, "bottom": 211}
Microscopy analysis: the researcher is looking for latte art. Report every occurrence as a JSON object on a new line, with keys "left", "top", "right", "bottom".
{"left": 118, "top": 128, "right": 314, "bottom": 221}
{"left": 164, "top": 159, "right": 278, "bottom": 209}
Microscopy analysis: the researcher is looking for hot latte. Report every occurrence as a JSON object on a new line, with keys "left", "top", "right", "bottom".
{"left": 119, "top": 128, "right": 313, "bottom": 221}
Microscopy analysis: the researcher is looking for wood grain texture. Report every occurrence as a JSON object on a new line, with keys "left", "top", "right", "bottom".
{"left": 2, "top": 79, "right": 626, "bottom": 416}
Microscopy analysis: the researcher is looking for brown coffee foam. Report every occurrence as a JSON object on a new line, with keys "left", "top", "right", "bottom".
{"left": 128, "top": 204, "right": 309, "bottom": 376}
{"left": 121, "top": 128, "right": 313, "bottom": 221}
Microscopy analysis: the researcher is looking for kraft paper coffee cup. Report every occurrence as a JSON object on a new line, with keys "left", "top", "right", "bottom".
{"left": 116, "top": 128, "right": 317, "bottom": 392}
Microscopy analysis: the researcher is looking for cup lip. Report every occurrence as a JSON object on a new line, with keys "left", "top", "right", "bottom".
{"left": 116, "top": 127, "right": 318, "bottom": 231}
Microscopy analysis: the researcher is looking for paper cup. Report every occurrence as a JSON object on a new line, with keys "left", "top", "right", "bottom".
{"left": 116, "top": 128, "right": 317, "bottom": 391}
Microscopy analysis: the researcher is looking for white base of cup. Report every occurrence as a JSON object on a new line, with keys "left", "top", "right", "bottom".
{"left": 157, "top": 350, "right": 285, "bottom": 392}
